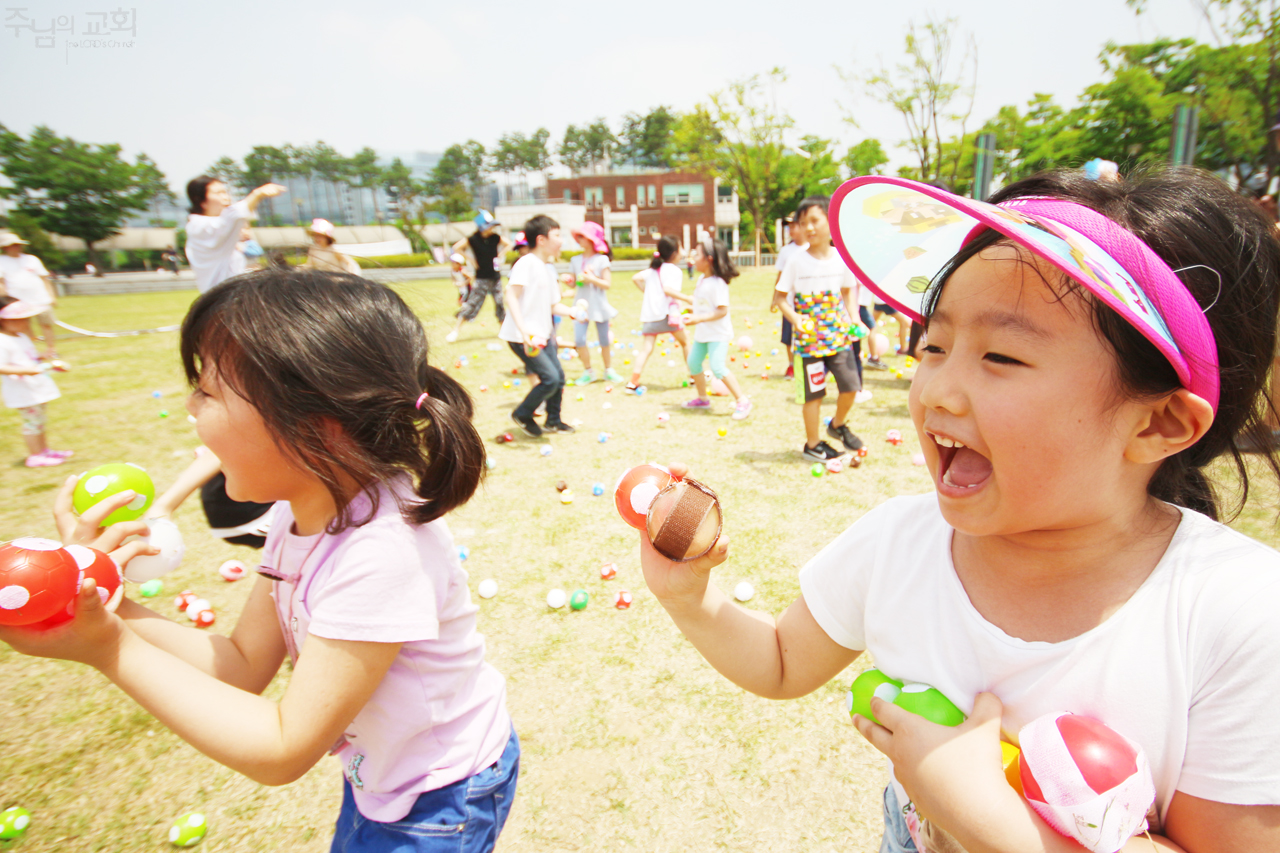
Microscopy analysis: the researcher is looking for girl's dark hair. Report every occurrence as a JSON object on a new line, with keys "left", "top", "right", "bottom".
{"left": 699, "top": 235, "right": 739, "bottom": 282}
{"left": 181, "top": 269, "right": 485, "bottom": 532}
{"left": 924, "top": 167, "right": 1280, "bottom": 520}
{"left": 795, "top": 195, "right": 829, "bottom": 222}
{"left": 651, "top": 234, "right": 680, "bottom": 270}
{"left": 186, "top": 176, "right": 220, "bottom": 215}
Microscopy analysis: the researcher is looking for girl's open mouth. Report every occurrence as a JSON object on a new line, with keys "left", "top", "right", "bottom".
{"left": 930, "top": 433, "right": 993, "bottom": 491}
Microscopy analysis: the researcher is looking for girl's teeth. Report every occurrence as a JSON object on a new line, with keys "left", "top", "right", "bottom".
{"left": 932, "top": 434, "right": 966, "bottom": 449}
{"left": 941, "top": 468, "right": 980, "bottom": 489}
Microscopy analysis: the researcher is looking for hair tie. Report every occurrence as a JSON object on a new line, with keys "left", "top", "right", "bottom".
{"left": 415, "top": 392, "right": 430, "bottom": 410}
{"left": 654, "top": 251, "right": 660, "bottom": 257}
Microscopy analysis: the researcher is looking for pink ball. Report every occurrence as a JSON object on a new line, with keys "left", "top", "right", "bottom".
{"left": 219, "top": 560, "right": 248, "bottom": 582}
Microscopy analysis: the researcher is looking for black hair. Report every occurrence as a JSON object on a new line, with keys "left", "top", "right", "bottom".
{"left": 698, "top": 235, "right": 738, "bottom": 282}
{"left": 523, "top": 215, "right": 559, "bottom": 251}
{"left": 180, "top": 269, "right": 485, "bottom": 532}
{"left": 186, "top": 176, "right": 221, "bottom": 215}
{"left": 922, "top": 167, "right": 1280, "bottom": 520}
{"left": 795, "top": 195, "right": 830, "bottom": 223}
{"left": 651, "top": 234, "right": 680, "bottom": 270}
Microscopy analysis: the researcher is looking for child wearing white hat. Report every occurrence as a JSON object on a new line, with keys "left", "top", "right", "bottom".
{"left": 0, "top": 233, "right": 58, "bottom": 358}
{"left": 0, "top": 297, "right": 72, "bottom": 467}
{"left": 302, "top": 219, "right": 360, "bottom": 275}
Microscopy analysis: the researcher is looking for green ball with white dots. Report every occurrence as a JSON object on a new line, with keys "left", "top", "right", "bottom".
{"left": 168, "top": 812, "right": 207, "bottom": 847}
{"left": 0, "top": 807, "right": 32, "bottom": 840}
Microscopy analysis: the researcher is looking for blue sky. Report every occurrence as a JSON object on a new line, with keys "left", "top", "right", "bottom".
{"left": 0, "top": 0, "right": 1212, "bottom": 191}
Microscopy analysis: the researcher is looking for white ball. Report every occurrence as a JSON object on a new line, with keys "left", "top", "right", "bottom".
{"left": 733, "top": 581, "right": 755, "bottom": 602}
{"left": 124, "top": 517, "right": 186, "bottom": 582}
{"left": 186, "top": 599, "right": 212, "bottom": 621}
{"left": 478, "top": 579, "right": 498, "bottom": 599}
{"left": 546, "top": 589, "right": 567, "bottom": 609}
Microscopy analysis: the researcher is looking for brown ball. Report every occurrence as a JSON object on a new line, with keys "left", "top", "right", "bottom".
{"left": 555, "top": 480, "right": 568, "bottom": 492}
{"left": 645, "top": 478, "right": 723, "bottom": 562}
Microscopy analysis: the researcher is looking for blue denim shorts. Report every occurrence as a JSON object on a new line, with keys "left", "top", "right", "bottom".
{"left": 330, "top": 730, "right": 519, "bottom": 853}
{"left": 880, "top": 784, "right": 919, "bottom": 853}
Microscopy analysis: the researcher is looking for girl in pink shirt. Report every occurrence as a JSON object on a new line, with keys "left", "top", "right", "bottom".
{"left": 2, "top": 268, "right": 516, "bottom": 852}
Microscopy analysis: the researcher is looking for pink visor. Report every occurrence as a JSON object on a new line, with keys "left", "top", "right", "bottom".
{"left": 571, "top": 220, "right": 609, "bottom": 254}
{"left": 829, "top": 176, "right": 1219, "bottom": 411}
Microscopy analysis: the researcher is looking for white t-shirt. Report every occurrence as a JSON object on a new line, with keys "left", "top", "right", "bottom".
{"left": 499, "top": 253, "right": 558, "bottom": 344}
{"left": 569, "top": 253, "right": 617, "bottom": 323}
{"left": 0, "top": 332, "right": 60, "bottom": 408}
{"left": 774, "top": 248, "right": 859, "bottom": 308}
{"left": 0, "top": 254, "right": 52, "bottom": 307}
{"left": 691, "top": 275, "right": 732, "bottom": 343}
{"left": 774, "top": 241, "right": 807, "bottom": 272}
{"left": 185, "top": 200, "right": 251, "bottom": 293}
{"left": 639, "top": 263, "right": 684, "bottom": 323}
{"left": 799, "top": 492, "right": 1280, "bottom": 831}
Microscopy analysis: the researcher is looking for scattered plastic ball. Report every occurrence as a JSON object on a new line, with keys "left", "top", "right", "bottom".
{"left": 73, "top": 463, "right": 155, "bottom": 525}
{"left": 597, "top": 432, "right": 610, "bottom": 443}
{"left": 513, "top": 378, "right": 523, "bottom": 387}
{"left": 856, "top": 447, "right": 869, "bottom": 458}
{"left": 479, "top": 385, "right": 488, "bottom": 392}
{"left": 576, "top": 393, "right": 585, "bottom": 401}
{"left": 458, "top": 546, "right": 470, "bottom": 561}
{"left": 681, "top": 380, "right": 689, "bottom": 388}
{"left": 656, "top": 412, "right": 670, "bottom": 426}
{"left": 498, "top": 432, "right": 514, "bottom": 443}
{"left": 478, "top": 578, "right": 498, "bottom": 599}
{"left": 735, "top": 335, "right": 752, "bottom": 352}
{"left": 124, "top": 517, "right": 186, "bottom": 583}
{"left": 602, "top": 402, "right": 612, "bottom": 409}
{"left": 218, "top": 560, "right": 247, "bottom": 582}
{"left": 0, "top": 538, "right": 80, "bottom": 626}
{"left": 771, "top": 348, "right": 778, "bottom": 356}
{"left": 912, "top": 452, "right": 926, "bottom": 466}
{"left": 826, "top": 459, "right": 844, "bottom": 474}
{"left": 810, "top": 463, "right": 825, "bottom": 477}
{"left": 569, "top": 589, "right": 589, "bottom": 611}
{"left": 547, "top": 589, "right": 567, "bottom": 609}
{"left": 175, "top": 590, "right": 198, "bottom": 612}
{"left": 717, "top": 427, "right": 727, "bottom": 438}
{"left": 733, "top": 581, "right": 754, "bottom": 602}
{"left": 560, "top": 490, "right": 574, "bottom": 505}
{"left": 592, "top": 483, "right": 605, "bottom": 496}
{"left": 0, "top": 807, "right": 32, "bottom": 840}
{"left": 159, "top": 410, "right": 169, "bottom": 418}
{"left": 168, "top": 812, "right": 207, "bottom": 848}
{"left": 599, "top": 562, "right": 618, "bottom": 580}
{"left": 634, "top": 385, "right": 647, "bottom": 396}
{"left": 186, "top": 599, "right": 212, "bottom": 622}
{"left": 502, "top": 382, "right": 511, "bottom": 389}
{"left": 139, "top": 578, "right": 164, "bottom": 597}
{"left": 540, "top": 445, "right": 554, "bottom": 457}
{"left": 555, "top": 480, "right": 569, "bottom": 492}
{"left": 604, "top": 385, "right": 613, "bottom": 393}
{"left": 614, "top": 590, "right": 633, "bottom": 609}
{"left": 192, "top": 608, "right": 216, "bottom": 628}
{"left": 485, "top": 458, "right": 497, "bottom": 470}
{"left": 151, "top": 390, "right": 163, "bottom": 398}
{"left": 511, "top": 368, "right": 519, "bottom": 375}
{"left": 666, "top": 360, "right": 676, "bottom": 368}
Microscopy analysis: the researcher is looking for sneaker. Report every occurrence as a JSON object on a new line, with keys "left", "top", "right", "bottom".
{"left": 444, "top": 331, "right": 459, "bottom": 343}
{"left": 1238, "top": 428, "right": 1280, "bottom": 454}
{"left": 604, "top": 368, "right": 623, "bottom": 383}
{"left": 511, "top": 412, "right": 543, "bottom": 438}
{"left": 25, "top": 451, "right": 65, "bottom": 468}
{"left": 785, "top": 365, "right": 795, "bottom": 379}
{"left": 544, "top": 421, "right": 576, "bottom": 434}
{"left": 44, "top": 449, "right": 75, "bottom": 459}
{"left": 802, "top": 441, "right": 842, "bottom": 462}
{"left": 732, "top": 398, "right": 753, "bottom": 421}
{"left": 854, "top": 389, "right": 873, "bottom": 404}
{"left": 624, "top": 383, "right": 640, "bottom": 394}
{"left": 866, "top": 358, "right": 889, "bottom": 371}
{"left": 827, "top": 422, "right": 865, "bottom": 452}
{"left": 682, "top": 397, "right": 712, "bottom": 409}
{"left": 574, "top": 370, "right": 597, "bottom": 386}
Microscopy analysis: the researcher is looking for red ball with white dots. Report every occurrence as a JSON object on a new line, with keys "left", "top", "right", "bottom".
{"left": 192, "top": 608, "right": 216, "bottom": 628}
{"left": 175, "top": 590, "right": 198, "bottom": 612}
{"left": 599, "top": 562, "right": 618, "bottom": 580}
{"left": 614, "top": 464, "right": 675, "bottom": 530}
{"left": 613, "top": 590, "right": 633, "bottom": 609}
{"left": 37, "top": 546, "right": 123, "bottom": 627}
{"left": 0, "top": 538, "right": 81, "bottom": 627}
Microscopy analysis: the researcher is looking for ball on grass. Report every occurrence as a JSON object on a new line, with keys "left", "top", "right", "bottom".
{"left": 168, "top": 812, "right": 207, "bottom": 848}
{"left": 478, "top": 579, "right": 498, "bottom": 599}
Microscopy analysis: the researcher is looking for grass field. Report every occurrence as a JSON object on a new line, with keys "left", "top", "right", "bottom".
{"left": 1, "top": 268, "right": 1277, "bottom": 852}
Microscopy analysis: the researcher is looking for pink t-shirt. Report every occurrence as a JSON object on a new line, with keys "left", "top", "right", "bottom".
{"left": 260, "top": 477, "right": 510, "bottom": 822}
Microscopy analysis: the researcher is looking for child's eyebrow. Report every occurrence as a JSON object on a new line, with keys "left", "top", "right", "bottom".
{"left": 930, "top": 308, "right": 1053, "bottom": 341}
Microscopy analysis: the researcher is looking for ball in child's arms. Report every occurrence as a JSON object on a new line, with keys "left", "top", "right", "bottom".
{"left": 478, "top": 579, "right": 498, "bottom": 599}
{"left": 847, "top": 669, "right": 905, "bottom": 726}
{"left": 37, "top": 545, "right": 123, "bottom": 626}
{"left": 1002, "top": 742, "right": 1024, "bottom": 795}
{"left": 123, "top": 517, "right": 185, "bottom": 583}
{"left": 645, "top": 478, "right": 722, "bottom": 563}
{"left": 218, "top": 560, "right": 247, "bottom": 581}
{"left": 893, "top": 683, "right": 967, "bottom": 727}
{"left": 0, "top": 806, "right": 31, "bottom": 840}
{"left": 546, "top": 589, "right": 567, "bottom": 609}
{"left": 168, "top": 812, "right": 207, "bottom": 847}
{"left": 1017, "top": 712, "right": 1155, "bottom": 853}
{"left": 73, "top": 463, "right": 155, "bottom": 525}
{"left": 569, "top": 589, "right": 589, "bottom": 610}
{"left": 735, "top": 335, "right": 752, "bottom": 352}
{"left": 0, "top": 538, "right": 80, "bottom": 626}
{"left": 614, "top": 464, "right": 675, "bottom": 530}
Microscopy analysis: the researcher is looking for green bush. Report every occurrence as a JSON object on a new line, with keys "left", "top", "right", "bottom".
{"left": 284, "top": 253, "right": 438, "bottom": 269}
{"left": 503, "top": 247, "right": 658, "bottom": 264}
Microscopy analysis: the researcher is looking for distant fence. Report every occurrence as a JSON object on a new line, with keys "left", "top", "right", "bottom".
{"left": 729, "top": 253, "right": 777, "bottom": 267}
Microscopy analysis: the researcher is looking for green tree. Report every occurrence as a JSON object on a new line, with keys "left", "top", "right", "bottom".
{"left": 0, "top": 125, "right": 170, "bottom": 274}
{"left": 379, "top": 157, "right": 432, "bottom": 252}
{"left": 618, "top": 106, "right": 678, "bottom": 168}
{"left": 206, "top": 156, "right": 248, "bottom": 191}
{"left": 773, "top": 135, "right": 842, "bottom": 225}
{"left": 844, "top": 139, "right": 891, "bottom": 176}
{"left": 242, "top": 145, "right": 295, "bottom": 224}
{"left": 559, "top": 119, "right": 616, "bottom": 174}
{"left": 676, "top": 69, "right": 795, "bottom": 261}
{"left": 348, "top": 146, "right": 383, "bottom": 225}
{"left": 843, "top": 16, "right": 977, "bottom": 184}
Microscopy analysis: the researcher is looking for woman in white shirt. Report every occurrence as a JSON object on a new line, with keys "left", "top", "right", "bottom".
{"left": 184, "top": 176, "right": 286, "bottom": 293}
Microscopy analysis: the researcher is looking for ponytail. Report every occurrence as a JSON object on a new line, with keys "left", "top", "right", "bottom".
{"left": 407, "top": 366, "right": 486, "bottom": 524}
{"left": 651, "top": 235, "right": 679, "bottom": 270}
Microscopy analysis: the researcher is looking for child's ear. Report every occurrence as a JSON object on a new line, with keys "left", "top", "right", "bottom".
{"left": 1126, "top": 389, "right": 1215, "bottom": 464}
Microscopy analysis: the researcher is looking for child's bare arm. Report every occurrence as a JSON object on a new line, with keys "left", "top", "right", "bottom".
{"left": 632, "top": 271, "right": 647, "bottom": 292}
{"left": 149, "top": 449, "right": 224, "bottom": 518}
{"left": 772, "top": 289, "right": 803, "bottom": 328}
{"left": 639, "top": 462, "right": 859, "bottom": 699}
